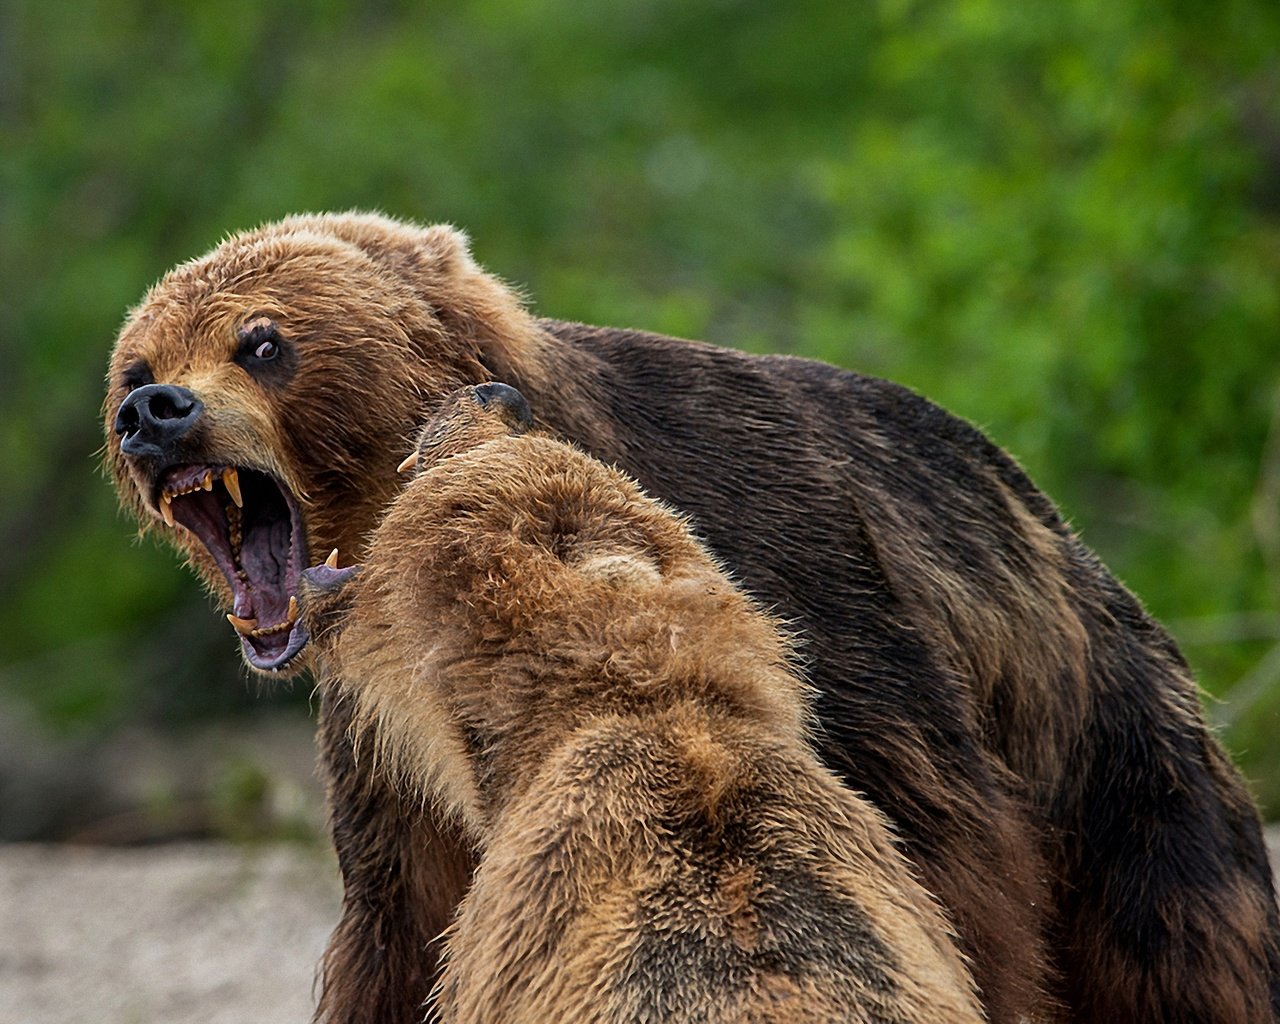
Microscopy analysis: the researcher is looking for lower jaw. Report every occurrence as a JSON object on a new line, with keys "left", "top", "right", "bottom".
{"left": 240, "top": 621, "right": 311, "bottom": 673}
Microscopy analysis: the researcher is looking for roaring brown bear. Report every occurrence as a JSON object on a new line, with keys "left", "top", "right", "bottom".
{"left": 103, "top": 211, "right": 1280, "bottom": 1024}
{"left": 296, "top": 381, "right": 986, "bottom": 1024}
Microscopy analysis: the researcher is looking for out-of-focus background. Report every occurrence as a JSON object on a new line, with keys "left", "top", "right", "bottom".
{"left": 2, "top": 3, "right": 1280, "bottom": 1012}
{"left": 7, "top": 0, "right": 1280, "bottom": 822}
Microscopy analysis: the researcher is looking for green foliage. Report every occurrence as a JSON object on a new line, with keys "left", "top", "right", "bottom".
{"left": 4, "top": 1, "right": 1280, "bottom": 804}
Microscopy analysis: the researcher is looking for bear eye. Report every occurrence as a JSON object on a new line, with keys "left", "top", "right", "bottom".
{"left": 235, "top": 316, "right": 290, "bottom": 377}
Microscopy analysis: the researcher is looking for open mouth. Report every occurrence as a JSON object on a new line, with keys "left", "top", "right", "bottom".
{"left": 156, "top": 465, "right": 309, "bottom": 671}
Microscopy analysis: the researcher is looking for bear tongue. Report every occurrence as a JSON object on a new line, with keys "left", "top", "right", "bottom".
{"left": 239, "top": 511, "right": 294, "bottom": 623}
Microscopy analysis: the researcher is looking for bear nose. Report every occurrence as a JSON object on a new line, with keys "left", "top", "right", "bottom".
{"left": 114, "top": 383, "right": 204, "bottom": 457}
{"left": 473, "top": 382, "right": 533, "bottom": 432}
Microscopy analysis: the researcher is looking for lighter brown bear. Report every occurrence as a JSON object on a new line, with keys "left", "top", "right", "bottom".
{"left": 298, "top": 383, "right": 985, "bottom": 1024}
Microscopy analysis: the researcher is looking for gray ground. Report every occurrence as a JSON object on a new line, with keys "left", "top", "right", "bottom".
{"left": 0, "top": 711, "right": 339, "bottom": 1024}
{"left": 0, "top": 842, "right": 340, "bottom": 1024}
{"left": 2, "top": 824, "right": 1279, "bottom": 1024}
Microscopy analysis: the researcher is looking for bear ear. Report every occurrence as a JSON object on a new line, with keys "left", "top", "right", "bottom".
{"left": 416, "top": 223, "right": 480, "bottom": 275}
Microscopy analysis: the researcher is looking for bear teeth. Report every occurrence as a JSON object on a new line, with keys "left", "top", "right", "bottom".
{"left": 161, "top": 473, "right": 213, "bottom": 502}
{"left": 159, "top": 467, "right": 241, "bottom": 527}
{"left": 236, "top": 595, "right": 299, "bottom": 638}
{"left": 221, "top": 467, "right": 242, "bottom": 508}
{"left": 226, "top": 613, "right": 258, "bottom": 634}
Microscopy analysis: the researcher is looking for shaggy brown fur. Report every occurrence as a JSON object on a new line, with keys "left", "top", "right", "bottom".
{"left": 298, "top": 384, "right": 985, "bottom": 1024}
{"left": 103, "top": 211, "right": 1280, "bottom": 1024}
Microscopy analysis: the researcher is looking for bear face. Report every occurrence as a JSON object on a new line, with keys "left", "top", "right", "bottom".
{"left": 103, "top": 216, "right": 520, "bottom": 671}
{"left": 298, "top": 385, "right": 984, "bottom": 1023}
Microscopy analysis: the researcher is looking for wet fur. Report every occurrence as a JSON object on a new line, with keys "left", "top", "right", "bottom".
{"left": 103, "top": 212, "right": 1280, "bottom": 1024}
{"left": 301, "top": 402, "right": 984, "bottom": 1023}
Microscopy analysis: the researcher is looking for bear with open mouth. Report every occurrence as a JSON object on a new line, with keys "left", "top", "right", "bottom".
{"left": 103, "top": 212, "right": 1280, "bottom": 1024}
{"left": 294, "top": 381, "right": 986, "bottom": 1024}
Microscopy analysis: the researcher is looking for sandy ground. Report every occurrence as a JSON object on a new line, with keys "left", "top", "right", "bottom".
{"left": 3, "top": 831, "right": 1280, "bottom": 1024}
{"left": 0, "top": 843, "right": 340, "bottom": 1024}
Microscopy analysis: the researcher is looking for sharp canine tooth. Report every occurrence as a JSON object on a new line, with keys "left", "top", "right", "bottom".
{"left": 227, "top": 613, "right": 258, "bottom": 634}
{"left": 203, "top": 471, "right": 213, "bottom": 491}
{"left": 325, "top": 549, "right": 340, "bottom": 569}
{"left": 397, "top": 452, "right": 419, "bottom": 474}
{"left": 160, "top": 494, "right": 175, "bottom": 527}
{"left": 287, "top": 596, "right": 298, "bottom": 622}
{"left": 222, "top": 467, "right": 243, "bottom": 508}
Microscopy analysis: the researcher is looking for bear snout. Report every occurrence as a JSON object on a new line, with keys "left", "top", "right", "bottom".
{"left": 471, "top": 381, "right": 533, "bottom": 433}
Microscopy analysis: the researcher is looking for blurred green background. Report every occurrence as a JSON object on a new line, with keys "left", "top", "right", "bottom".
{"left": 3, "top": 0, "right": 1280, "bottom": 830}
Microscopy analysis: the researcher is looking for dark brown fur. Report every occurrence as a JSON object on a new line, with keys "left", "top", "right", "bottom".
{"left": 103, "top": 212, "right": 1280, "bottom": 1024}
{"left": 299, "top": 386, "right": 985, "bottom": 1023}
